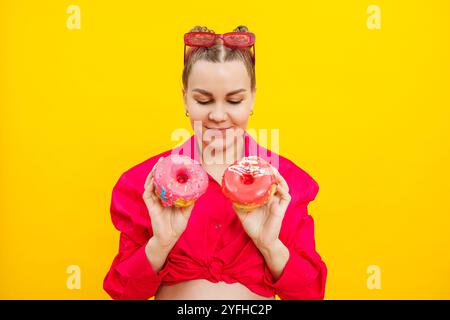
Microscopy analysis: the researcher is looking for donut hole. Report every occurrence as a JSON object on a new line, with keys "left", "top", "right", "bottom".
{"left": 176, "top": 169, "right": 190, "bottom": 184}
{"left": 240, "top": 174, "right": 254, "bottom": 185}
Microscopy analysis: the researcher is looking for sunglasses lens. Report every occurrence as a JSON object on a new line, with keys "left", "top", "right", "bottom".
{"left": 224, "top": 34, "right": 252, "bottom": 47}
{"left": 187, "top": 33, "right": 215, "bottom": 46}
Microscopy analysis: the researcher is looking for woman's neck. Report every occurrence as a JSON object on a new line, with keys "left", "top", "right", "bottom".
{"left": 196, "top": 133, "right": 245, "bottom": 167}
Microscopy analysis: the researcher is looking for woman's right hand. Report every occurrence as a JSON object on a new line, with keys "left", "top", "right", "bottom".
{"left": 142, "top": 156, "right": 195, "bottom": 249}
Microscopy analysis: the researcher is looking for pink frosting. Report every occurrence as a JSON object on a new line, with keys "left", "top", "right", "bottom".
{"left": 152, "top": 155, "right": 209, "bottom": 207}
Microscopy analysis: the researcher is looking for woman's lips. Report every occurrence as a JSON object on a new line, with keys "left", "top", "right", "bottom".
{"left": 203, "top": 127, "right": 233, "bottom": 139}
{"left": 205, "top": 126, "right": 232, "bottom": 132}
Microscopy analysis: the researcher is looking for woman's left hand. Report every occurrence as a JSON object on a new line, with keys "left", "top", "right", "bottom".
{"left": 234, "top": 166, "right": 292, "bottom": 251}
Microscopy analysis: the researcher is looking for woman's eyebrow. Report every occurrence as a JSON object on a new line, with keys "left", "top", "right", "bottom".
{"left": 192, "top": 88, "right": 247, "bottom": 96}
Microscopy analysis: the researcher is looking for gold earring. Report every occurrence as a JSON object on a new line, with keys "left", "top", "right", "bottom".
{"left": 250, "top": 110, "right": 254, "bottom": 116}
{"left": 185, "top": 111, "right": 189, "bottom": 117}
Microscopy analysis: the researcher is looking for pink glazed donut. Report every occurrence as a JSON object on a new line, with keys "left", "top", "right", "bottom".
{"left": 221, "top": 156, "right": 278, "bottom": 212}
{"left": 152, "top": 154, "right": 209, "bottom": 207}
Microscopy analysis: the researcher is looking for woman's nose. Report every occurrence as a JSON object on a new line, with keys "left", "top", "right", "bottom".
{"left": 208, "top": 105, "right": 228, "bottom": 122}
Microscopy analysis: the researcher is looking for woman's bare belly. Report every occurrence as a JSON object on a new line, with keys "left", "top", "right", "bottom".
{"left": 155, "top": 279, "right": 275, "bottom": 300}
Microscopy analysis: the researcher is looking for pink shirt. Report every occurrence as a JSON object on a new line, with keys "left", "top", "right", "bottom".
{"left": 103, "top": 131, "right": 327, "bottom": 300}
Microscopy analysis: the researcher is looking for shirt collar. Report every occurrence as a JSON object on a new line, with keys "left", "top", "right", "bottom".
{"left": 171, "top": 129, "right": 279, "bottom": 169}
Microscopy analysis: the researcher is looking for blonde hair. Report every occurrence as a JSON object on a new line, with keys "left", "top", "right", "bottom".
{"left": 182, "top": 25, "right": 256, "bottom": 92}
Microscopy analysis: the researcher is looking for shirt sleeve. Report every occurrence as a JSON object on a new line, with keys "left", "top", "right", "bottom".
{"left": 263, "top": 178, "right": 327, "bottom": 300}
{"left": 103, "top": 172, "right": 169, "bottom": 300}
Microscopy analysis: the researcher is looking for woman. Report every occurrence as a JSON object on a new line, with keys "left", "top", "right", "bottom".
{"left": 103, "top": 25, "right": 327, "bottom": 300}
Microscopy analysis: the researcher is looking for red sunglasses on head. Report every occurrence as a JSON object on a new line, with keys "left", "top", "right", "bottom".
{"left": 184, "top": 31, "right": 255, "bottom": 65}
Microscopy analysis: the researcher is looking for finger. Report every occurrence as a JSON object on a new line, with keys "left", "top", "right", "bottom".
{"left": 144, "top": 168, "right": 153, "bottom": 190}
{"left": 144, "top": 157, "right": 164, "bottom": 189}
{"left": 143, "top": 181, "right": 156, "bottom": 203}
{"left": 233, "top": 205, "right": 250, "bottom": 221}
{"left": 275, "top": 183, "right": 291, "bottom": 211}
{"left": 144, "top": 171, "right": 153, "bottom": 190}
{"left": 143, "top": 175, "right": 161, "bottom": 208}
{"left": 146, "top": 176, "right": 155, "bottom": 194}
{"left": 142, "top": 187, "right": 154, "bottom": 208}
{"left": 271, "top": 169, "right": 289, "bottom": 196}
{"left": 267, "top": 196, "right": 285, "bottom": 229}
{"left": 236, "top": 211, "right": 248, "bottom": 225}
{"left": 271, "top": 166, "right": 289, "bottom": 192}
{"left": 180, "top": 204, "right": 195, "bottom": 220}
{"left": 273, "top": 184, "right": 291, "bottom": 206}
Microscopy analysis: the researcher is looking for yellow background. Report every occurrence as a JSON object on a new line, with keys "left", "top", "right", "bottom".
{"left": 1, "top": 0, "right": 449, "bottom": 299}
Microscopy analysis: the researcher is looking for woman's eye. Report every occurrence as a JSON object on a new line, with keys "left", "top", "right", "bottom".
{"left": 196, "top": 100, "right": 242, "bottom": 105}
{"left": 196, "top": 100, "right": 212, "bottom": 105}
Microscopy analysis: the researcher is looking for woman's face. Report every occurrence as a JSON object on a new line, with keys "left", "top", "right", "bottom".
{"left": 183, "top": 59, "right": 255, "bottom": 156}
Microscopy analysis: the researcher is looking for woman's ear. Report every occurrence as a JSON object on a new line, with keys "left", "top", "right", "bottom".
{"left": 182, "top": 88, "right": 187, "bottom": 106}
{"left": 182, "top": 88, "right": 190, "bottom": 116}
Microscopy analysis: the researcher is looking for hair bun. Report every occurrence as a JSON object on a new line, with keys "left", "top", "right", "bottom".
{"left": 188, "top": 25, "right": 251, "bottom": 34}
{"left": 233, "top": 25, "right": 250, "bottom": 32}
{"left": 188, "top": 25, "right": 215, "bottom": 33}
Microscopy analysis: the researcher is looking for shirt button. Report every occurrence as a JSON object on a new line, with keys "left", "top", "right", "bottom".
{"left": 214, "top": 223, "right": 222, "bottom": 230}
